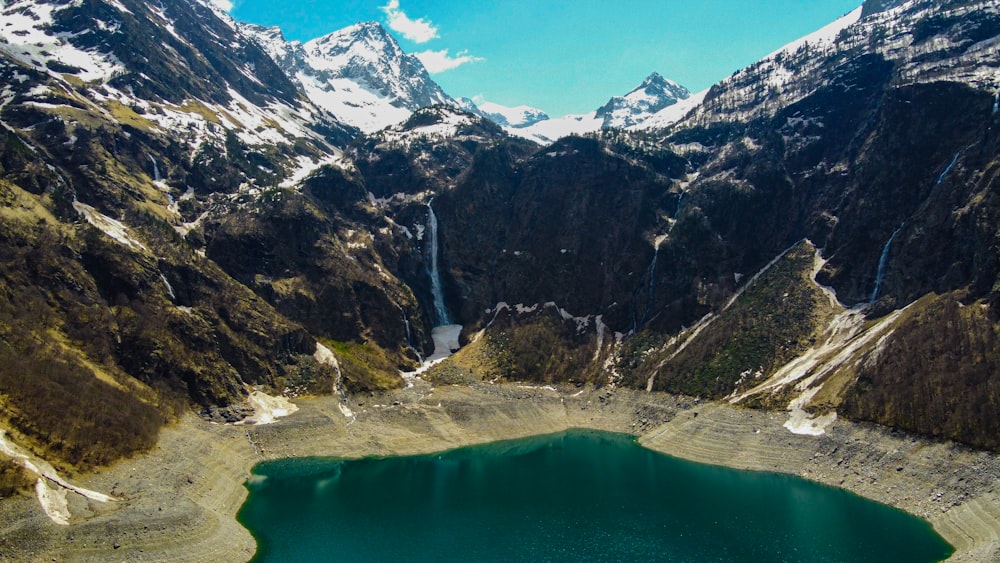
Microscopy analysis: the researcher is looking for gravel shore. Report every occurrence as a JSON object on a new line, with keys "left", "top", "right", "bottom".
{"left": 0, "top": 381, "right": 997, "bottom": 561}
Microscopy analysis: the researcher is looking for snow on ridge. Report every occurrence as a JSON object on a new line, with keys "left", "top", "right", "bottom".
{"left": 486, "top": 73, "right": 694, "bottom": 143}
{"left": 683, "top": 0, "right": 1000, "bottom": 127}
{"left": 597, "top": 73, "right": 692, "bottom": 129}
{"left": 379, "top": 107, "right": 476, "bottom": 143}
{"left": 763, "top": 7, "right": 864, "bottom": 61}
{"left": 240, "top": 20, "right": 449, "bottom": 133}
{"left": 280, "top": 151, "right": 349, "bottom": 188}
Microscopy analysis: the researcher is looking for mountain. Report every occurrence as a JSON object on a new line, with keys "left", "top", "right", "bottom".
{"left": 480, "top": 72, "right": 694, "bottom": 144}
{"left": 241, "top": 21, "right": 453, "bottom": 132}
{"left": 595, "top": 72, "right": 691, "bottom": 128}
{"left": 0, "top": 0, "right": 367, "bottom": 468}
{"left": 472, "top": 100, "right": 551, "bottom": 128}
{"left": 2, "top": 0, "right": 1000, "bottom": 553}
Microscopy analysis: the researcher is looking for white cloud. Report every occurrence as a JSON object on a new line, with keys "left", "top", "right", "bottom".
{"left": 209, "top": 0, "right": 233, "bottom": 11}
{"left": 415, "top": 49, "right": 484, "bottom": 73}
{"left": 381, "top": 0, "right": 439, "bottom": 44}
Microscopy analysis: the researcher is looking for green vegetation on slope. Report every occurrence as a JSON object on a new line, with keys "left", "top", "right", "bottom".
{"left": 328, "top": 340, "right": 404, "bottom": 392}
{"left": 621, "top": 241, "right": 837, "bottom": 399}
{"left": 0, "top": 455, "right": 33, "bottom": 499}
{"left": 843, "top": 292, "right": 1000, "bottom": 450}
{"left": 426, "top": 308, "right": 608, "bottom": 386}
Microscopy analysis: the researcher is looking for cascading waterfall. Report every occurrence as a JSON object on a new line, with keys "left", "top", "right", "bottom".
{"left": 935, "top": 151, "right": 961, "bottom": 186}
{"left": 397, "top": 305, "right": 424, "bottom": 363}
{"left": 426, "top": 201, "right": 452, "bottom": 326}
{"left": 148, "top": 155, "right": 161, "bottom": 182}
{"left": 159, "top": 272, "right": 176, "bottom": 302}
{"left": 641, "top": 236, "right": 667, "bottom": 326}
{"left": 994, "top": 90, "right": 999, "bottom": 115}
{"left": 870, "top": 224, "right": 903, "bottom": 303}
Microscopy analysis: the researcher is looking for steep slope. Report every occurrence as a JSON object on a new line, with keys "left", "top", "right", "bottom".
{"left": 0, "top": 0, "right": 364, "bottom": 474}
{"left": 612, "top": 0, "right": 1000, "bottom": 449}
{"left": 241, "top": 21, "right": 454, "bottom": 132}
{"left": 344, "top": 0, "right": 1000, "bottom": 452}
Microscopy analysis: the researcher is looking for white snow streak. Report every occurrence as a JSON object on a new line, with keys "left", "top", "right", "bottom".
{"left": 0, "top": 430, "right": 116, "bottom": 525}
{"left": 73, "top": 201, "right": 147, "bottom": 252}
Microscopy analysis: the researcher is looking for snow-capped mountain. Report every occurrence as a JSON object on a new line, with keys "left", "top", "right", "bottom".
{"left": 242, "top": 21, "right": 453, "bottom": 133}
{"left": 595, "top": 72, "right": 691, "bottom": 128}
{"left": 465, "top": 73, "right": 692, "bottom": 144}
{"left": 0, "top": 0, "right": 353, "bottom": 170}
{"left": 476, "top": 101, "right": 551, "bottom": 128}
{"left": 680, "top": 1, "right": 1000, "bottom": 128}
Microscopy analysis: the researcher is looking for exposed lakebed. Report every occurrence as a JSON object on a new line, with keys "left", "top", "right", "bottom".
{"left": 239, "top": 429, "right": 953, "bottom": 562}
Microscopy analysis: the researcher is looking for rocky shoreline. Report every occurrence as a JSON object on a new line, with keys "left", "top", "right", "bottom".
{"left": 0, "top": 382, "right": 997, "bottom": 562}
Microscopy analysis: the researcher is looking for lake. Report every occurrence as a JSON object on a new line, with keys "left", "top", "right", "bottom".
{"left": 238, "top": 429, "right": 953, "bottom": 562}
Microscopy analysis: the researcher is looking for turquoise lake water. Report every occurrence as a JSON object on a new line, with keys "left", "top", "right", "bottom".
{"left": 238, "top": 429, "right": 953, "bottom": 562}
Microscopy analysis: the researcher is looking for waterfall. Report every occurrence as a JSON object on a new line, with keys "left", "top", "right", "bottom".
{"left": 148, "top": 155, "right": 161, "bottom": 182}
{"left": 935, "top": 151, "right": 960, "bottom": 186}
{"left": 397, "top": 305, "right": 424, "bottom": 363}
{"left": 870, "top": 224, "right": 903, "bottom": 303}
{"left": 426, "top": 201, "right": 451, "bottom": 326}
{"left": 641, "top": 236, "right": 667, "bottom": 325}
{"left": 159, "top": 272, "right": 176, "bottom": 302}
{"left": 994, "top": 91, "right": 999, "bottom": 115}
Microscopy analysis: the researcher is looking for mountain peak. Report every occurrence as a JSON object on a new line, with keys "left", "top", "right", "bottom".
{"left": 326, "top": 20, "right": 392, "bottom": 43}
{"left": 307, "top": 20, "right": 398, "bottom": 58}
{"left": 242, "top": 19, "right": 452, "bottom": 132}
{"left": 633, "top": 72, "right": 685, "bottom": 95}
{"left": 596, "top": 72, "right": 691, "bottom": 129}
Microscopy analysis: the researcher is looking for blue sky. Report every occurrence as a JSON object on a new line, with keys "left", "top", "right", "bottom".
{"left": 227, "top": 0, "right": 862, "bottom": 116}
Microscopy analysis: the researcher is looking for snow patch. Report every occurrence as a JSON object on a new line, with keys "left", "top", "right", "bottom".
{"left": 237, "top": 390, "right": 298, "bottom": 425}
{"left": 35, "top": 478, "right": 71, "bottom": 526}
{"left": 635, "top": 89, "right": 708, "bottom": 131}
{"left": 0, "top": 429, "right": 115, "bottom": 525}
{"left": 72, "top": 201, "right": 147, "bottom": 252}
{"left": 314, "top": 342, "right": 340, "bottom": 369}
{"left": 280, "top": 151, "right": 348, "bottom": 189}
{"left": 784, "top": 386, "right": 838, "bottom": 436}
{"left": 428, "top": 324, "right": 462, "bottom": 362}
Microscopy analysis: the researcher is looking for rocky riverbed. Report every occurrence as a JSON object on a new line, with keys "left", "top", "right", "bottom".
{"left": 0, "top": 381, "right": 997, "bottom": 562}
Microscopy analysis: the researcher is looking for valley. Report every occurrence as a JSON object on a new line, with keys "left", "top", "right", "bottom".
{"left": 0, "top": 0, "right": 999, "bottom": 559}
